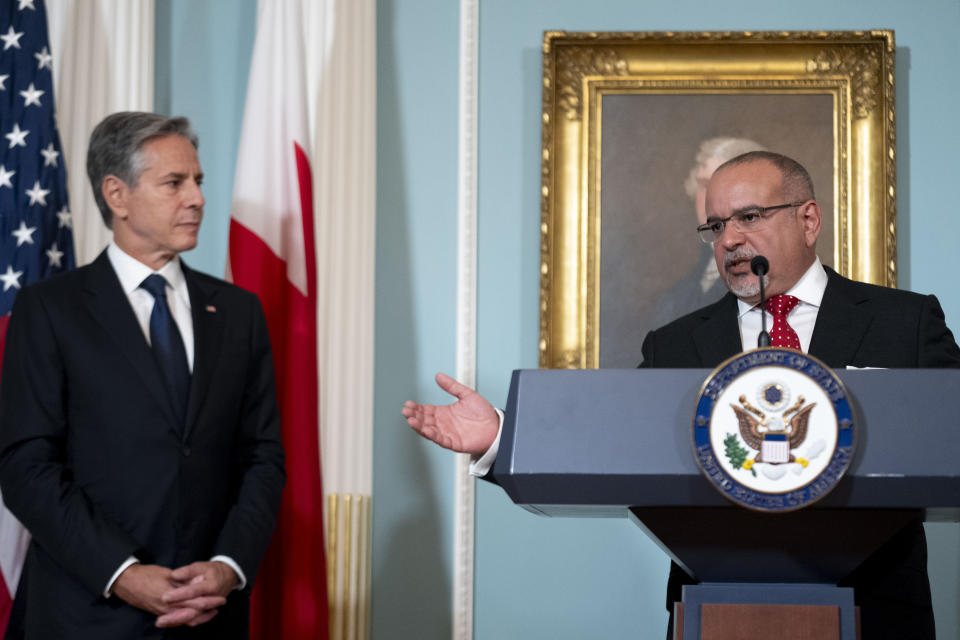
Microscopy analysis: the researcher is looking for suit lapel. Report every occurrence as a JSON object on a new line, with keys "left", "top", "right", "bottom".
{"left": 808, "top": 267, "right": 873, "bottom": 367}
{"left": 692, "top": 293, "right": 743, "bottom": 366}
{"left": 182, "top": 263, "right": 224, "bottom": 441}
{"left": 82, "top": 251, "right": 179, "bottom": 428}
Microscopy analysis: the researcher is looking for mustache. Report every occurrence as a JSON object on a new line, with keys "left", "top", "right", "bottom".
{"left": 722, "top": 247, "right": 757, "bottom": 269}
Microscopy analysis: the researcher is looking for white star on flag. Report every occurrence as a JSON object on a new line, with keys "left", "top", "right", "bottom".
{"left": 18, "top": 0, "right": 36, "bottom": 10}
{"left": 0, "top": 165, "right": 13, "bottom": 189}
{"left": 5, "top": 123, "right": 28, "bottom": 148}
{"left": 34, "top": 46, "right": 52, "bottom": 70}
{"left": 0, "top": 74, "right": 8, "bottom": 90}
{"left": 56, "top": 207, "right": 72, "bottom": 228}
{"left": 19, "top": 82, "right": 43, "bottom": 107}
{"left": 40, "top": 143, "right": 58, "bottom": 166}
{"left": 46, "top": 243, "right": 64, "bottom": 267}
{"left": 25, "top": 180, "right": 50, "bottom": 206}
{"left": 0, "top": 265, "right": 24, "bottom": 292}
{"left": 0, "top": 26, "right": 24, "bottom": 51}
{"left": 11, "top": 221, "right": 37, "bottom": 247}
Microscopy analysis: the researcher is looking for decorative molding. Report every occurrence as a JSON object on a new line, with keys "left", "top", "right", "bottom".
{"left": 807, "top": 47, "right": 881, "bottom": 119}
{"left": 454, "top": 0, "right": 479, "bottom": 638}
{"left": 557, "top": 47, "right": 627, "bottom": 120}
{"left": 327, "top": 494, "right": 372, "bottom": 640}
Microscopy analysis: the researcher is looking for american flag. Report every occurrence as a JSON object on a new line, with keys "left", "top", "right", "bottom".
{"left": 1, "top": 0, "right": 74, "bottom": 329}
{"left": 0, "top": 0, "right": 73, "bottom": 633}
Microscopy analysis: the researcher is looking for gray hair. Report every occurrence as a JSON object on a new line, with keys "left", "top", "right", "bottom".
{"left": 715, "top": 150, "right": 816, "bottom": 202}
{"left": 684, "top": 137, "right": 766, "bottom": 200}
{"left": 86, "top": 112, "right": 199, "bottom": 228}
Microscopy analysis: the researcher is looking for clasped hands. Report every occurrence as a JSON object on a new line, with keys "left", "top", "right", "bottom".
{"left": 401, "top": 373, "right": 500, "bottom": 455}
{"left": 113, "top": 560, "right": 237, "bottom": 629}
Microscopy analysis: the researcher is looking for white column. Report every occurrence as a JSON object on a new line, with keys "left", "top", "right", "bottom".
{"left": 46, "top": 0, "right": 154, "bottom": 266}
{"left": 299, "top": 1, "right": 377, "bottom": 638}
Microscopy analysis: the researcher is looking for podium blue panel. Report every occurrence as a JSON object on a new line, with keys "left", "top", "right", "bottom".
{"left": 492, "top": 369, "right": 960, "bottom": 519}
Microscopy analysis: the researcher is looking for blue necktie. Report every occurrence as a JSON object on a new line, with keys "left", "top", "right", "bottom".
{"left": 140, "top": 274, "right": 190, "bottom": 425}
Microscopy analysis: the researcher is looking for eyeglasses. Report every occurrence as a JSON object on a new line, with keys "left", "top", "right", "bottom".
{"left": 696, "top": 202, "right": 807, "bottom": 244}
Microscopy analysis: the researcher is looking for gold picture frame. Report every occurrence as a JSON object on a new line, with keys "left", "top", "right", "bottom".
{"left": 539, "top": 30, "right": 896, "bottom": 369}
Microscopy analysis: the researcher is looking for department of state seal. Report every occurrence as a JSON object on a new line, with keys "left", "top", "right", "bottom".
{"left": 692, "top": 348, "right": 855, "bottom": 512}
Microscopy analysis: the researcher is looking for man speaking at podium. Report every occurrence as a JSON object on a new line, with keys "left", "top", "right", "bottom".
{"left": 402, "top": 151, "right": 960, "bottom": 639}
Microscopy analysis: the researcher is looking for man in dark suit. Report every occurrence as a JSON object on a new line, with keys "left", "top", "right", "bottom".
{"left": 0, "top": 112, "right": 286, "bottom": 637}
{"left": 402, "top": 150, "right": 960, "bottom": 639}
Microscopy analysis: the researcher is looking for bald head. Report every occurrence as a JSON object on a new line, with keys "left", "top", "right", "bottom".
{"left": 714, "top": 150, "right": 816, "bottom": 204}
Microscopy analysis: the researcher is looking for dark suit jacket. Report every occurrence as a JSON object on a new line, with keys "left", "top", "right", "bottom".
{"left": 0, "top": 251, "right": 286, "bottom": 638}
{"left": 640, "top": 266, "right": 960, "bottom": 639}
{"left": 650, "top": 247, "right": 727, "bottom": 330}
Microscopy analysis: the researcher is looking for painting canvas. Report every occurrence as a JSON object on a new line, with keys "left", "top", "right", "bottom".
{"left": 599, "top": 93, "right": 834, "bottom": 368}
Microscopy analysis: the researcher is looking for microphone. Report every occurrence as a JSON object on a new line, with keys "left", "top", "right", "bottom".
{"left": 751, "top": 256, "right": 771, "bottom": 348}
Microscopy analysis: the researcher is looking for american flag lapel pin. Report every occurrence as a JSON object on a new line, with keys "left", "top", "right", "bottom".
{"left": 205, "top": 304, "right": 217, "bottom": 313}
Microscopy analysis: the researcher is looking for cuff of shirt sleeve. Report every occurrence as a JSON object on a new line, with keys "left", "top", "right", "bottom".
{"left": 469, "top": 408, "right": 504, "bottom": 477}
{"left": 104, "top": 556, "right": 139, "bottom": 598}
{"left": 211, "top": 555, "right": 247, "bottom": 591}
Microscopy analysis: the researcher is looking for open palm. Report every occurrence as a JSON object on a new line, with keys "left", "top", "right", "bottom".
{"left": 401, "top": 373, "right": 500, "bottom": 455}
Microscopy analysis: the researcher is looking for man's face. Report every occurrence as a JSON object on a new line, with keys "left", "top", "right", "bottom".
{"left": 109, "top": 135, "right": 204, "bottom": 268}
{"left": 705, "top": 160, "right": 820, "bottom": 303}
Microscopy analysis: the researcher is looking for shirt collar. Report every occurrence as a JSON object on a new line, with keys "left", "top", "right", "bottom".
{"left": 106, "top": 242, "right": 188, "bottom": 301}
{"left": 737, "top": 257, "right": 828, "bottom": 318}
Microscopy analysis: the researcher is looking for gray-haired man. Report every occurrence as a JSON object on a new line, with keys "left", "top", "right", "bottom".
{"left": 0, "top": 111, "right": 285, "bottom": 638}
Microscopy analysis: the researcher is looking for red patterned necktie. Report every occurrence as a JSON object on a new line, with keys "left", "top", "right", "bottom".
{"left": 764, "top": 294, "right": 801, "bottom": 350}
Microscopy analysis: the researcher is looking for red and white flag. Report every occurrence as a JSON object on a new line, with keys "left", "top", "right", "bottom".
{"left": 228, "top": 1, "right": 329, "bottom": 637}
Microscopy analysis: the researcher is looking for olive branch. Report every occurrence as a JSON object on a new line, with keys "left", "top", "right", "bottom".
{"left": 724, "top": 433, "right": 756, "bottom": 477}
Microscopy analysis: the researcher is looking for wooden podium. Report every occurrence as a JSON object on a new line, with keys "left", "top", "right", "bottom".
{"left": 491, "top": 369, "right": 960, "bottom": 640}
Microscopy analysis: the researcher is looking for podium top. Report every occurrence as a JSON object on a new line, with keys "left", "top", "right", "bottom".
{"left": 491, "top": 368, "right": 960, "bottom": 520}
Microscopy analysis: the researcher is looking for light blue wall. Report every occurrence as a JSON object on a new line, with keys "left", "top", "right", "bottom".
{"left": 156, "top": 0, "right": 960, "bottom": 638}
{"left": 154, "top": 0, "right": 257, "bottom": 277}
{"left": 373, "top": 0, "right": 461, "bottom": 637}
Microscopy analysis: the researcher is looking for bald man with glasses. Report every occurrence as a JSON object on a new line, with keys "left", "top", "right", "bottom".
{"left": 403, "top": 151, "right": 960, "bottom": 639}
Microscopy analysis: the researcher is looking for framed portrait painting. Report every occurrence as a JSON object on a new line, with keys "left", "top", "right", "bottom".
{"left": 537, "top": 31, "right": 896, "bottom": 369}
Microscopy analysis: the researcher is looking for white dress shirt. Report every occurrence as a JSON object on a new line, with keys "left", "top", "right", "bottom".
{"left": 103, "top": 243, "right": 246, "bottom": 596}
{"left": 469, "top": 258, "right": 830, "bottom": 477}
{"left": 106, "top": 243, "right": 194, "bottom": 370}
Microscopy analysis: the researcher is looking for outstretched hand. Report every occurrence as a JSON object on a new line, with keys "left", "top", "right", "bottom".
{"left": 401, "top": 373, "right": 499, "bottom": 455}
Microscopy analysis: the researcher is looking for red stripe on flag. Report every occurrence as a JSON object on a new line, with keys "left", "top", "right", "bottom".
{"left": 230, "top": 142, "right": 328, "bottom": 639}
{"left": 0, "top": 315, "right": 9, "bottom": 381}
{"left": 0, "top": 313, "right": 19, "bottom": 633}
{"left": 0, "top": 313, "right": 9, "bottom": 623}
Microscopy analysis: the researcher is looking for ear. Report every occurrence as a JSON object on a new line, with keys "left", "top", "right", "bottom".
{"left": 797, "top": 200, "right": 822, "bottom": 248}
{"left": 101, "top": 175, "right": 129, "bottom": 222}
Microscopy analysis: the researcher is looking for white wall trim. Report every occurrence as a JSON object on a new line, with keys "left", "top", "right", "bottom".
{"left": 454, "top": 0, "right": 479, "bottom": 638}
